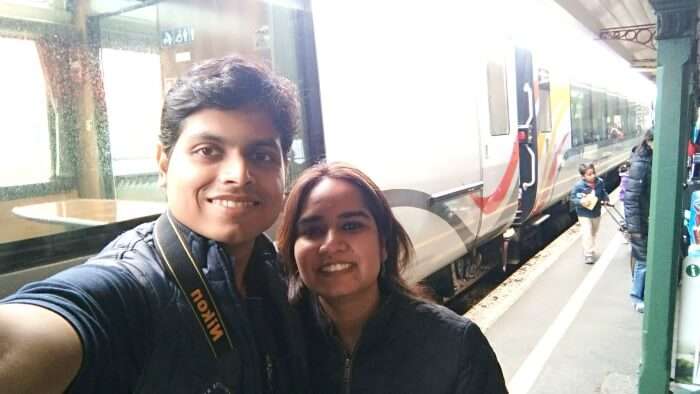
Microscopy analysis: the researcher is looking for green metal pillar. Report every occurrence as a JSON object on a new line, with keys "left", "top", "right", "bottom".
{"left": 641, "top": 1, "right": 697, "bottom": 393}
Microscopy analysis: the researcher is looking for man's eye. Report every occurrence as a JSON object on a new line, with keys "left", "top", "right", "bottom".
{"left": 194, "top": 146, "right": 219, "bottom": 157}
{"left": 255, "top": 152, "right": 272, "bottom": 161}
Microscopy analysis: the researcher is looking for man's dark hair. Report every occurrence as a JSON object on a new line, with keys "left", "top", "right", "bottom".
{"left": 578, "top": 162, "right": 596, "bottom": 176}
{"left": 159, "top": 55, "right": 300, "bottom": 156}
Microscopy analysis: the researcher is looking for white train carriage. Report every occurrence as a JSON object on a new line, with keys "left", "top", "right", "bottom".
{"left": 309, "top": 0, "right": 654, "bottom": 293}
{"left": 0, "top": 0, "right": 653, "bottom": 299}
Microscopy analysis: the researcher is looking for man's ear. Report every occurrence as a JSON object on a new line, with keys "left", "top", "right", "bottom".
{"left": 156, "top": 143, "right": 169, "bottom": 188}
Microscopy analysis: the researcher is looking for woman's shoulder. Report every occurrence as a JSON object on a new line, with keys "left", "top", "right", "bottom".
{"left": 398, "top": 297, "right": 477, "bottom": 334}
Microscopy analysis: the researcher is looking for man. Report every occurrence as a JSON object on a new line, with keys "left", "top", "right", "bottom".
{"left": 0, "top": 55, "right": 307, "bottom": 393}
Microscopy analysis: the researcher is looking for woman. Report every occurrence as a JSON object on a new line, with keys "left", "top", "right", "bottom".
{"left": 624, "top": 129, "right": 654, "bottom": 313}
{"left": 277, "top": 163, "right": 508, "bottom": 393}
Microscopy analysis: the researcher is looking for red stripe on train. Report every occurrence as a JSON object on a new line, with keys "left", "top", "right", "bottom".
{"left": 470, "top": 142, "right": 519, "bottom": 214}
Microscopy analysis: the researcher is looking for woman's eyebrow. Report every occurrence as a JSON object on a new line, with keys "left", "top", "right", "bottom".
{"left": 297, "top": 215, "right": 321, "bottom": 227}
{"left": 338, "top": 211, "right": 371, "bottom": 220}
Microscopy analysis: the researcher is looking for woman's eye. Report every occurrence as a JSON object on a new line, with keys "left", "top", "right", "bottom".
{"left": 299, "top": 226, "right": 323, "bottom": 238}
{"left": 342, "top": 221, "right": 364, "bottom": 231}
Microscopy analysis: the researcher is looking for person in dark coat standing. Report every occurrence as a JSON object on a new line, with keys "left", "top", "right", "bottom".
{"left": 624, "top": 129, "right": 654, "bottom": 313}
{"left": 277, "top": 163, "right": 508, "bottom": 394}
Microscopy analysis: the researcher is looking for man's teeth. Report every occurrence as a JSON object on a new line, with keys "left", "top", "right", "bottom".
{"left": 321, "top": 263, "right": 353, "bottom": 273}
{"left": 211, "top": 199, "right": 256, "bottom": 208}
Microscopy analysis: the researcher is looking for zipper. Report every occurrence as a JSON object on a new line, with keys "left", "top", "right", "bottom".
{"left": 265, "top": 353, "right": 274, "bottom": 393}
{"left": 343, "top": 354, "right": 353, "bottom": 394}
{"left": 341, "top": 340, "right": 359, "bottom": 394}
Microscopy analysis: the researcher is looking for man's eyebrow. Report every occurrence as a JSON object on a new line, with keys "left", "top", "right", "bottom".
{"left": 192, "top": 132, "right": 226, "bottom": 143}
{"left": 190, "top": 133, "right": 280, "bottom": 148}
{"left": 250, "top": 138, "right": 281, "bottom": 149}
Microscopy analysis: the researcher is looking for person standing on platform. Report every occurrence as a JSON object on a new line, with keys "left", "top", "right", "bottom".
{"left": 0, "top": 55, "right": 308, "bottom": 393}
{"left": 277, "top": 162, "right": 508, "bottom": 394}
{"left": 570, "top": 163, "right": 611, "bottom": 264}
{"left": 624, "top": 129, "right": 654, "bottom": 313}
{"left": 619, "top": 161, "right": 631, "bottom": 245}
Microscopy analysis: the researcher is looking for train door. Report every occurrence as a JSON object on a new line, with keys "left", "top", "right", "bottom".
{"left": 514, "top": 47, "right": 539, "bottom": 224}
{"left": 474, "top": 40, "right": 521, "bottom": 242}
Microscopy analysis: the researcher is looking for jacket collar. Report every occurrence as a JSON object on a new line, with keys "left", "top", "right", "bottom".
{"left": 164, "top": 210, "right": 276, "bottom": 270}
{"left": 304, "top": 289, "right": 414, "bottom": 353}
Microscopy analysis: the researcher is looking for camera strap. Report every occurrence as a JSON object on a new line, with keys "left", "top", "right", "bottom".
{"left": 153, "top": 212, "right": 234, "bottom": 358}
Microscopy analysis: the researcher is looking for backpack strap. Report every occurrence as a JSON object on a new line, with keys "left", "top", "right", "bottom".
{"left": 153, "top": 212, "right": 234, "bottom": 358}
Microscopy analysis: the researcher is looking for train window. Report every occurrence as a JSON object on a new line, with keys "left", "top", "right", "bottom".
{"left": 570, "top": 86, "right": 593, "bottom": 146}
{"left": 0, "top": 0, "right": 321, "bottom": 272}
{"left": 591, "top": 90, "right": 607, "bottom": 142}
{"left": 619, "top": 98, "right": 629, "bottom": 138}
{"left": 536, "top": 69, "right": 552, "bottom": 133}
{"left": 486, "top": 56, "right": 510, "bottom": 136}
{"left": 606, "top": 94, "right": 622, "bottom": 140}
{"left": 629, "top": 103, "right": 641, "bottom": 136}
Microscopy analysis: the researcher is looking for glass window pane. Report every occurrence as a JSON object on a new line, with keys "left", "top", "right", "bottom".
{"left": 0, "top": 37, "right": 51, "bottom": 187}
{"left": 570, "top": 86, "right": 585, "bottom": 147}
{"left": 0, "top": 0, "right": 321, "bottom": 269}
{"left": 486, "top": 55, "right": 510, "bottom": 136}
{"left": 536, "top": 69, "right": 552, "bottom": 133}
{"left": 592, "top": 90, "right": 607, "bottom": 142}
{"left": 580, "top": 87, "right": 594, "bottom": 144}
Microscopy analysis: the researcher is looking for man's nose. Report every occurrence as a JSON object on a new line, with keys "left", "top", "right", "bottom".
{"left": 218, "top": 154, "right": 253, "bottom": 185}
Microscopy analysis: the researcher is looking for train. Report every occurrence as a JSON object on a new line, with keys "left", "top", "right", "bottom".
{"left": 0, "top": 0, "right": 653, "bottom": 298}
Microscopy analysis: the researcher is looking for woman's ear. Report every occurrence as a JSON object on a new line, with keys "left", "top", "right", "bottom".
{"left": 156, "top": 143, "right": 169, "bottom": 188}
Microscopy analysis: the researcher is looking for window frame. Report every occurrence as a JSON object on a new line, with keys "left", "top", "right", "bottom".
{"left": 0, "top": 0, "right": 324, "bottom": 273}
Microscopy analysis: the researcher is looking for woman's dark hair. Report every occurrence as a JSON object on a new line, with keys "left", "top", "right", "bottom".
{"left": 635, "top": 128, "right": 654, "bottom": 153}
{"left": 277, "top": 162, "right": 420, "bottom": 302}
{"left": 159, "top": 55, "right": 300, "bottom": 156}
{"left": 578, "top": 162, "right": 596, "bottom": 176}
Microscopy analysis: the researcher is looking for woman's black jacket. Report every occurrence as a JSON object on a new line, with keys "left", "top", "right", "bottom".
{"left": 298, "top": 291, "right": 508, "bottom": 394}
{"left": 623, "top": 143, "right": 653, "bottom": 261}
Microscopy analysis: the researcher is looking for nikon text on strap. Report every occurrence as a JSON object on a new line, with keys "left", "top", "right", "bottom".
{"left": 153, "top": 212, "right": 234, "bottom": 358}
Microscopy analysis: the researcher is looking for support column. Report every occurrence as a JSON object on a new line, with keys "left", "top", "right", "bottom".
{"left": 641, "top": 1, "right": 697, "bottom": 393}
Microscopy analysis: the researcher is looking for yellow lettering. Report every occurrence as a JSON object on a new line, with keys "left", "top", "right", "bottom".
{"left": 197, "top": 299, "right": 208, "bottom": 312}
{"left": 190, "top": 288, "right": 203, "bottom": 302}
{"left": 209, "top": 323, "right": 224, "bottom": 342}
{"left": 202, "top": 310, "right": 216, "bottom": 324}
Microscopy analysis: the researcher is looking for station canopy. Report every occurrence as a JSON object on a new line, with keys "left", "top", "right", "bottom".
{"left": 553, "top": 0, "right": 658, "bottom": 81}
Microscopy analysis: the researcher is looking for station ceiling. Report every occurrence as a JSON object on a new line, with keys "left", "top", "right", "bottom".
{"left": 553, "top": 0, "right": 658, "bottom": 81}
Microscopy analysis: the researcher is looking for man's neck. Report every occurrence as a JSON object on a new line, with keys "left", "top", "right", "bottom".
{"left": 319, "top": 287, "right": 380, "bottom": 354}
{"left": 226, "top": 241, "right": 255, "bottom": 297}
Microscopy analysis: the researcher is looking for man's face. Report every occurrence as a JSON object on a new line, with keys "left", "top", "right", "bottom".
{"left": 157, "top": 108, "right": 285, "bottom": 253}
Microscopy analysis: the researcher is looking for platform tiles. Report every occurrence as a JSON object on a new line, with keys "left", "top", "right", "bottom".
{"left": 467, "top": 202, "right": 641, "bottom": 394}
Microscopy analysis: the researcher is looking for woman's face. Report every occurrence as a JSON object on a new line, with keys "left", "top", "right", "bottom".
{"left": 293, "top": 178, "right": 385, "bottom": 304}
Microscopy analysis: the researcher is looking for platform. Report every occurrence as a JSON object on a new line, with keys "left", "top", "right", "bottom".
{"left": 467, "top": 199, "right": 641, "bottom": 394}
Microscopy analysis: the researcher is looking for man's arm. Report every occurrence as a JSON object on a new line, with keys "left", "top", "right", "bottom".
{"left": 0, "top": 304, "right": 82, "bottom": 394}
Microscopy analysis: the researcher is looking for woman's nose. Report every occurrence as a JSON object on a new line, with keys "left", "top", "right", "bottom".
{"left": 319, "top": 230, "right": 347, "bottom": 254}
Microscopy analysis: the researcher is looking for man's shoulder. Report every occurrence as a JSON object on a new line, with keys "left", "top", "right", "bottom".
{"left": 80, "top": 221, "right": 168, "bottom": 289}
